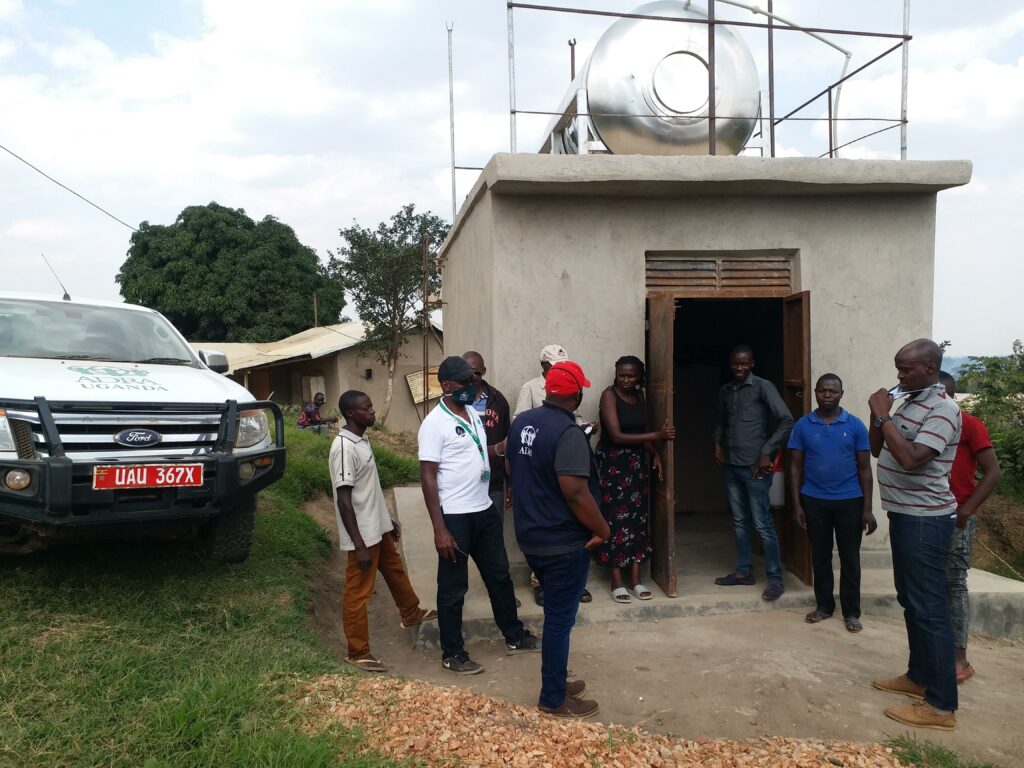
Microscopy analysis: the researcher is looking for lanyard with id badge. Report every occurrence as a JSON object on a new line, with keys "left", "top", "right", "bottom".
{"left": 438, "top": 400, "right": 490, "bottom": 483}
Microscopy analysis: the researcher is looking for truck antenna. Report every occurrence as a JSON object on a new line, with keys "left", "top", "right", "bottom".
{"left": 41, "top": 253, "right": 72, "bottom": 301}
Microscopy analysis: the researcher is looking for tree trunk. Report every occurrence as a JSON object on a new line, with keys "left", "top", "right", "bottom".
{"left": 380, "top": 352, "right": 397, "bottom": 425}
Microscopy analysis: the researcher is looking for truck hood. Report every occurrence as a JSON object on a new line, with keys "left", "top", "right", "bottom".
{"left": 1, "top": 358, "right": 258, "bottom": 404}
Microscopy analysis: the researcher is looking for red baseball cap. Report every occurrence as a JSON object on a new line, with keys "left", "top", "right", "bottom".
{"left": 545, "top": 361, "right": 591, "bottom": 395}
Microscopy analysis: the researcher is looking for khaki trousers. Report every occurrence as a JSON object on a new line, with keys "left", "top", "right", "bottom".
{"left": 343, "top": 533, "right": 421, "bottom": 659}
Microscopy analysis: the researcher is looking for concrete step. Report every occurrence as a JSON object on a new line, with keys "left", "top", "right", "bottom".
{"left": 390, "top": 485, "right": 1024, "bottom": 650}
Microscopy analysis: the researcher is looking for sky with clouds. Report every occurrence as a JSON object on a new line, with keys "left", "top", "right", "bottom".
{"left": 1, "top": 0, "right": 1020, "bottom": 356}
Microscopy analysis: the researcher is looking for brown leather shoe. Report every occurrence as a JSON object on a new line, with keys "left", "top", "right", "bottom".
{"left": 884, "top": 701, "right": 956, "bottom": 731}
{"left": 566, "top": 679, "right": 587, "bottom": 699}
{"left": 872, "top": 674, "right": 925, "bottom": 700}
{"left": 538, "top": 696, "right": 600, "bottom": 719}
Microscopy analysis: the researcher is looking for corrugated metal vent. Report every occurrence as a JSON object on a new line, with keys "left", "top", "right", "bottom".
{"left": 646, "top": 252, "right": 794, "bottom": 296}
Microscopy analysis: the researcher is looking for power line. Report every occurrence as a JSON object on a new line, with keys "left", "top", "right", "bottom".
{"left": 0, "top": 139, "right": 138, "bottom": 232}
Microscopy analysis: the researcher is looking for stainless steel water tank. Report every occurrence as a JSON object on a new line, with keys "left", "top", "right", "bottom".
{"left": 547, "top": 1, "right": 760, "bottom": 156}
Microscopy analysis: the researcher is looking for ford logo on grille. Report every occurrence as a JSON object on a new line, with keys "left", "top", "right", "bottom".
{"left": 113, "top": 428, "right": 163, "bottom": 448}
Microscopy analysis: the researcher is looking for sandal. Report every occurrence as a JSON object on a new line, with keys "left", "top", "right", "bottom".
{"left": 579, "top": 588, "right": 593, "bottom": 603}
{"left": 844, "top": 617, "right": 863, "bottom": 633}
{"left": 631, "top": 583, "right": 653, "bottom": 601}
{"left": 805, "top": 609, "right": 832, "bottom": 624}
{"left": 611, "top": 586, "right": 631, "bottom": 604}
{"left": 345, "top": 654, "right": 387, "bottom": 673}
{"left": 956, "top": 662, "right": 975, "bottom": 684}
{"left": 400, "top": 608, "right": 438, "bottom": 629}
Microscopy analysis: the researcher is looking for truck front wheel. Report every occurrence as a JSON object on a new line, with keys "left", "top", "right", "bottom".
{"left": 204, "top": 496, "right": 256, "bottom": 564}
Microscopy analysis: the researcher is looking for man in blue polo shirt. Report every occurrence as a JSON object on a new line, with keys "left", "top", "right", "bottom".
{"left": 788, "top": 373, "right": 876, "bottom": 632}
{"left": 507, "top": 360, "right": 610, "bottom": 719}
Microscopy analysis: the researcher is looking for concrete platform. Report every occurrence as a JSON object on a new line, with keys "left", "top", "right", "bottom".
{"left": 391, "top": 486, "right": 1024, "bottom": 648}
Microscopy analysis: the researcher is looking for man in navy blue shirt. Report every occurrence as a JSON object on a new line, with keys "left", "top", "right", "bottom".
{"left": 507, "top": 360, "right": 610, "bottom": 719}
{"left": 787, "top": 373, "right": 877, "bottom": 632}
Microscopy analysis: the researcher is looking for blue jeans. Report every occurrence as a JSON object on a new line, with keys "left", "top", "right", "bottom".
{"left": 526, "top": 548, "right": 591, "bottom": 708}
{"left": 724, "top": 465, "right": 782, "bottom": 583}
{"left": 437, "top": 504, "right": 525, "bottom": 659}
{"left": 889, "top": 511, "right": 958, "bottom": 712}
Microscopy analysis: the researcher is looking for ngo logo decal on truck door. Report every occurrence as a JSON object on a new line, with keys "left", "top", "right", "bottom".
{"left": 113, "top": 429, "right": 163, "bottom": 448}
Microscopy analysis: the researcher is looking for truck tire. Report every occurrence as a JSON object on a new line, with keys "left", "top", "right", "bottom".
{"left": 205, "top": 496, "right": 256, "bottom": 564}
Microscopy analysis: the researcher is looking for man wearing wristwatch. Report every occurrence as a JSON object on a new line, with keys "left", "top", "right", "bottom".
{"left": 868, "top": 338, "right": 962, "bottom": 732}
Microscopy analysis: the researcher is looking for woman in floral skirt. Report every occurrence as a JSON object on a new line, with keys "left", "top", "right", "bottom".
{"left": 594, "top": 356, "right": 675, "bottom": 603}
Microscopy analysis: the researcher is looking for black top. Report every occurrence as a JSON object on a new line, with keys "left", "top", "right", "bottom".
{"left": 598, "top": 388, "right": 646, "bottom": 449}
{"left": 475, "top": 379, "right": 511, "bottom": 492}
{"left": 507, "top": 402, "right": 596, "bottom": 556}
{"left": 711, "top": 373, "right": 795, "bottom": 467}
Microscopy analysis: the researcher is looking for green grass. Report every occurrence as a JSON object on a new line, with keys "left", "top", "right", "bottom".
{"left": 0, "top": 426, "right": 400, "bottom": 768}
{"left": 889, "top": 736, "right": 1000, "bottom": 768}
{"left": 282, "top": 423, "right": 419, "bottom": 491}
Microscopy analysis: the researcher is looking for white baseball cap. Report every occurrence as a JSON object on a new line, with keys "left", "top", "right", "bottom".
{"left": 539, "top": 344, "right": 568, "bottom": 364}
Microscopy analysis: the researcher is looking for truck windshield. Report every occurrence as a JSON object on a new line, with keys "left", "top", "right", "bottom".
{"left": 0, "top": 298, "right": 196, "bottom": 365}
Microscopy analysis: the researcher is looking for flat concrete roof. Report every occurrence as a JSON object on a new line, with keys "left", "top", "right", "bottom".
{"left": 440, "top": 154, "right": 972, "bottom": 257}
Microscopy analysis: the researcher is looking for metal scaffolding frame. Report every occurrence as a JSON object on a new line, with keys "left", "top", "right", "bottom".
{"left": 503, "top": 0, "right": 912, "bottom": 159}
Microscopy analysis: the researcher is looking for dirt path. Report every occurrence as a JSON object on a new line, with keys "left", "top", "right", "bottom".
{"left": 304, "top": 495, "right": 1024, "bottom": 767}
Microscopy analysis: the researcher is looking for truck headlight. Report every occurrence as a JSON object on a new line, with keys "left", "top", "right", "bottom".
{"left": 0, "top": 411, "right": 16, "bottom": 452}
{"left": 236, "top": 409, "right": 269, "bottom": 449}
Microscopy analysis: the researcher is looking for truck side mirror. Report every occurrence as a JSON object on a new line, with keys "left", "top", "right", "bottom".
{"left": 198, "top": 349, "right": 229, "bottom": 374}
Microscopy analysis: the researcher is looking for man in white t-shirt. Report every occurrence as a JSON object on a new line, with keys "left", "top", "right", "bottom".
{"left": 332, "top": 390, "right": 435, "bottom": 673}
{"left": 419, "top": 356, "right": 539, "bottom": 675}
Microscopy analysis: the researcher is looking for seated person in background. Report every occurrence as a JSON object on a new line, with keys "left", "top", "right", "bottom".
{"left": 298, "top": 392, "right": 338, "bottom": 433}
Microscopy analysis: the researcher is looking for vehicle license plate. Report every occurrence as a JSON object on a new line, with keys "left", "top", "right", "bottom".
{"left": 93, "top": 464, "right": 204, "bottom": 490}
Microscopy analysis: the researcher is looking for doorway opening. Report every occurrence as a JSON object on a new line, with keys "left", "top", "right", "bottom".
{"left": 645, "top": 292, "right": 811, "bottom": 597}
{"left": 672, "top": 298, "right": 784, "bottom": 587}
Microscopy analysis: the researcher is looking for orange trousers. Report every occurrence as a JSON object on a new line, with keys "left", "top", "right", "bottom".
{"left": 343, "top": 533, "right": 422, "bottom": 659}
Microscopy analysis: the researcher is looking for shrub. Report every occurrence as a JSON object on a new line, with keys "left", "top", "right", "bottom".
{"left": 958, "top": 340, "right": 1024, "bottom": 492}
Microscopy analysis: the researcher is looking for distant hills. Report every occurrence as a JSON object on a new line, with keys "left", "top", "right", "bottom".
{"left": 943, "top": 356, "right": 972, "bottom": 377}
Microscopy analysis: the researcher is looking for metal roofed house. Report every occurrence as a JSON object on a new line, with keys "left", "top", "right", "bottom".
{"left": 190, "top": 320, "right": 443, "bottom": 433}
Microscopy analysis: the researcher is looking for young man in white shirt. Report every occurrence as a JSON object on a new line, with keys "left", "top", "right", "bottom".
{"left": 419, "top": 356, "right": 539, "bottom": 674}
{"left": 332, "top": 390, "right": 435, "bottom": 673}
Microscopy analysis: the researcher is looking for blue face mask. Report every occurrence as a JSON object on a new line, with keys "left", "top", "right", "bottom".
{"left": 450, "top": 382, "right": 476, "bottom": 405}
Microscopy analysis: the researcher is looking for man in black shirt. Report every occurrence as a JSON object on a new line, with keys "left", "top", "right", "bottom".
{"left": 712, "top": 345, "right": 795, "bottom": 600}
{"left": 462, "top": 352, "right": 512, "bottom": 512}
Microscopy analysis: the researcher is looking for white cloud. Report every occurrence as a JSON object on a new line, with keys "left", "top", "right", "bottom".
{"left": 0, "top": 0, "right": 24, "bottom": 23}
{"left": 840, "top": 56, "right": 1024, "bottom": 129}
{"left": 943, "top": 177, "right": 989, "bottom": 197}
{"left": 834, "top": 145, "right": 890, "bottom": 161}
{"left": 913, "top": 8, "right": 1024, "bottom": 66}
{"left": 3, "top": 216, "right": 73, "bottom": 241}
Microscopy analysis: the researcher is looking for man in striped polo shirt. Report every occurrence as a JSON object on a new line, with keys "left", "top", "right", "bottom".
{"left": 868, "top": 339, "right": 962, "bottom": 731}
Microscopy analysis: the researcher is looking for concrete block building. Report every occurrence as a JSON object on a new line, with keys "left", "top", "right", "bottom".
{"left": 438, "top": 153, "right": 970, "bottom": 597}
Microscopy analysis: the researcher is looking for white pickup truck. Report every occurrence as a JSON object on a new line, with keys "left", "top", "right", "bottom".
{"left": 0, "top": 292, "right": 285, "bottom": 562}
